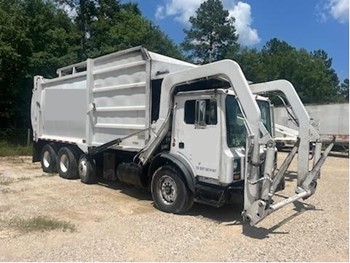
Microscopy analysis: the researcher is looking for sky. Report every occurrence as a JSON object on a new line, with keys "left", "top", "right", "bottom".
{"left": 121, "top": 0, "right": 349, "bottom": 81}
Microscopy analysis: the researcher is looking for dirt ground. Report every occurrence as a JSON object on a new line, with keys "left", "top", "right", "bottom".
{"left": 0, "top": 152, "right": 348, "bottom": 261}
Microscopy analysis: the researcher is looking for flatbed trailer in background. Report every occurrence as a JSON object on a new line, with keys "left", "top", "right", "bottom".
{"left": 274, "top": 103, "right": 349, "bottom": 154}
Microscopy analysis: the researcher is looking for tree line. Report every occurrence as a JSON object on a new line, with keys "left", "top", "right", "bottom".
{"left": 182, "top": 0, "right": 348, "bottom": 104}
{"left": 0, "top": 0, "right": 348, "bottom": 130}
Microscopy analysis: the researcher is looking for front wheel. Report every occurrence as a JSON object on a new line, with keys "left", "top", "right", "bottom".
{"left": 151, "top": 165, "right": 193, "bottom": 214}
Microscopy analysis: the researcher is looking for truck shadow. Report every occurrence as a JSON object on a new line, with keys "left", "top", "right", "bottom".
{"left": 241, "top": 200, "right": 323, "bottom": 239}
{"left": 97, "top": 178, "right": 153, "bottom": 201}
{"left": 185, "top": 202, "right": 244, "bottom": 224}
{"left": 96, "top": 178, "right": 322, "bottom": 240}
{"left": 183, "top": 194, "right": 324, "bottom": 239}
{"left": 98, "top": 177, "right": 244, "bottom": 224}
{"left": 185, "top": 199, "right": 322, "bottom": 239}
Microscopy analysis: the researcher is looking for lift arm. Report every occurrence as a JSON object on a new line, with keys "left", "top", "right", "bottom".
{"left": 242, "top": 80, "right": 331, "bottom": 226}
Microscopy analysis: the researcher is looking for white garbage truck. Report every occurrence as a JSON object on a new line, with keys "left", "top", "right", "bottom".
{"left": 31, "top": 46, "right": 333, "bottom": 226}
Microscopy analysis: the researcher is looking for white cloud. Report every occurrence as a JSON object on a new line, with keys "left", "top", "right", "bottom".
{"left": 54, "top": 1, "right": 77, "bottom": 18}
{"left": 155, "top": 6, "right": 165, "bottom": 20}
{"left": 228, "top": 2, "right": 260, "bottom": 46}
{"left": 318, "top": 0, "right": 349, "bottom": 23}
{"left": 155, "top": 0, "right": 261, "bottom": 47}
{"left": 155, "top": 0, "right": 204, "bottom": 24}
{"left": 328, "top": 0, "right": 349, "bottom": 23}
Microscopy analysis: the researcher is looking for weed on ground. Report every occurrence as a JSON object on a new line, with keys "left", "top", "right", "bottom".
{"left": 6, "top": 216, "right": 76, "bottom": 233}
{"left": 0, "top": 141, "right": 32, "bottom": 157}
{"left": 0, "top": 175, "right": 14, "bottom": 186}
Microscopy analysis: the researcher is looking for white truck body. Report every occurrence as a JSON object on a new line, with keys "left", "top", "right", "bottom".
{"left": 31, "top": 47, "right": 333, "bottom": 226}
{"left": 31, "top": 47, "right": 195, "bottom": 152}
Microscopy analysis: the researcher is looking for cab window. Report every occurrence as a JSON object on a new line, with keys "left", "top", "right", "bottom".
{"left": 184, "top": 99, "right": 217, "bottom": 126}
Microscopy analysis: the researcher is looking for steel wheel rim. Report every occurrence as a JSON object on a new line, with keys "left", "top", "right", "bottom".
{"left": 60, "top": 154, "right": 69, "bottom": 173}
{"left": 158, "top": 175, "right": 178, "bottom": 205}
{"left": 43, "top": 151, "right": 51, "bottom": 168}
{"left": 79, "top": 158, "right": 87, "bottom": 177}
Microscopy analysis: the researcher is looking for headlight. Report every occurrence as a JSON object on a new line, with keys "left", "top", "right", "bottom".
{"left": 233, "top": 160, "right": 239, "bottom": 172}
{"left": 233, "top": 158, "right": 241, "bottom": 180}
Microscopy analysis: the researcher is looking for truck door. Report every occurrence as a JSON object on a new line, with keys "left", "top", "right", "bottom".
{"left": 171, "top": 94, "right": 221, "bottom": 180}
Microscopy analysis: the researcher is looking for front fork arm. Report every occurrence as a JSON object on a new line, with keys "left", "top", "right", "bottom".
{"left": 243, "top": 139, "right": 334, "bottom": 226}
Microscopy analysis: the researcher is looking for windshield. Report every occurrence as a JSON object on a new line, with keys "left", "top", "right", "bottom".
{"left": 226, "top": 96, "right": 273, "bottom": 148}
{"left": 226, "top": 96, "right": 247, "bottom": 148}
{"left": 257, "top": 100, "right": 272, "bottom": 135}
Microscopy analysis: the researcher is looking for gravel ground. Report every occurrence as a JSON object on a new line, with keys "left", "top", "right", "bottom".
{"left": 0, "top": 153, "right": 348, "bottom": 261}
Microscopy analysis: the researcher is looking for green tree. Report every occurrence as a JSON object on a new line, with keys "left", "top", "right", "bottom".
{"left": 24, "top": 0, "right": 80, "bottom": 77}
{"left": 1, "top": 0, "right": 184, "bottom": 130}
{"left": 75, "top": 0, "right": 98, "bottom": 59}
{"left": 94, "top": 9, "right": 183, "bottom": 59}
{"left": 54, "top": 0, "right": 102, "bottom": 59}
{"left": 262, "top": 40, "right": 339, "bottom": 103}
{"left": 311, "top": 49, "right": 339, "bottom": 90}
{"left": 259, "top": 38, "right": 297, "bottom": 81}
{"left": 0, "top": 1, "right": 32, "bottom": 127}
{"left": 57, "top": 0, "right": 183, "bottom": 59}
{"left": 182, "top": 0, "right": 238, "bottom": 64}
{"left": 0, "top": 0, "right": 80, "bottom": 128}
{"left": 236, "top": 38, "right": 342, "bottom": 104}
{"left": 337, "top": 78, "right": 349, "bottom": 101}
{"left": 235, "top": 47, "right": 264, "bottom": 82}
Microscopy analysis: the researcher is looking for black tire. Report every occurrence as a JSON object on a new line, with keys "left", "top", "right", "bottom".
{"left": 78, "top": 154, "right": 97, "bottom": 184}
{"left": 57, "top": 147, "right": 79, "bottom": 179}
{"left": 40, "top": 144, "right": 57, "bottom": 173}
{"left": 151, "top": 165, "right": 193, "bottom": 214}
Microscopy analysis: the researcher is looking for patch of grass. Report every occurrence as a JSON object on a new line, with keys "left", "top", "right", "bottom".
{"left": 0, "top": 175, "right": 32, "bottom": 185}
{"left": 1, "top": 188, "right": 14, "bottom": 194}
{"left": 0, "top": 176, "right": 14, "bottom": 185}
{"left": 8, "top": 216, "right": 76, "bottom": 233}
{"left": 35, "top": 172, "right": 57, "bottom": 178}
{"left": 0, "top": 141, "right": 32, "bottom": 157}
{"left": 18, "top": 176, "right": 32, "bottom": 182}
{"left": 43, "top": 172, "right": 58, "bottom": 177}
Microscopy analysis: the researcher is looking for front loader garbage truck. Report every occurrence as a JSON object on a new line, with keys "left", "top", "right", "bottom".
{"left": 31, "top": 46, "right": 333, "bottom": 226}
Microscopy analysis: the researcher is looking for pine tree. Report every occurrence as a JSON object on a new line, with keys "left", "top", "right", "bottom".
{"left": 182, "top": 0, "right": 239, "bottom": 64}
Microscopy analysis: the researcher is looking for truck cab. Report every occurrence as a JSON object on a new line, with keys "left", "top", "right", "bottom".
{"left": 162, "top": 88, "right": 276, "bottom": 207}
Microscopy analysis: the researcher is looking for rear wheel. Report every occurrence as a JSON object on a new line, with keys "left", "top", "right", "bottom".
{"left": 78, "top": 154, "right": 97, "bottom": 184}
{"left": 151, "top": 165, "right": 193, "bottom": 214}
{"left": 40, "top": 144, "right": 57, "bottom": 173}
{"left": 57, "top": 147, "right": 79, "bottom": 179}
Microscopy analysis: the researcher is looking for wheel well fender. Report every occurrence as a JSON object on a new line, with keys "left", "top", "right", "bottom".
{"left": 33, "top": 141, "right": 60, "bottom": 163}
{"left": 148, "top": 153, "right": 195, "bottom": 193}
